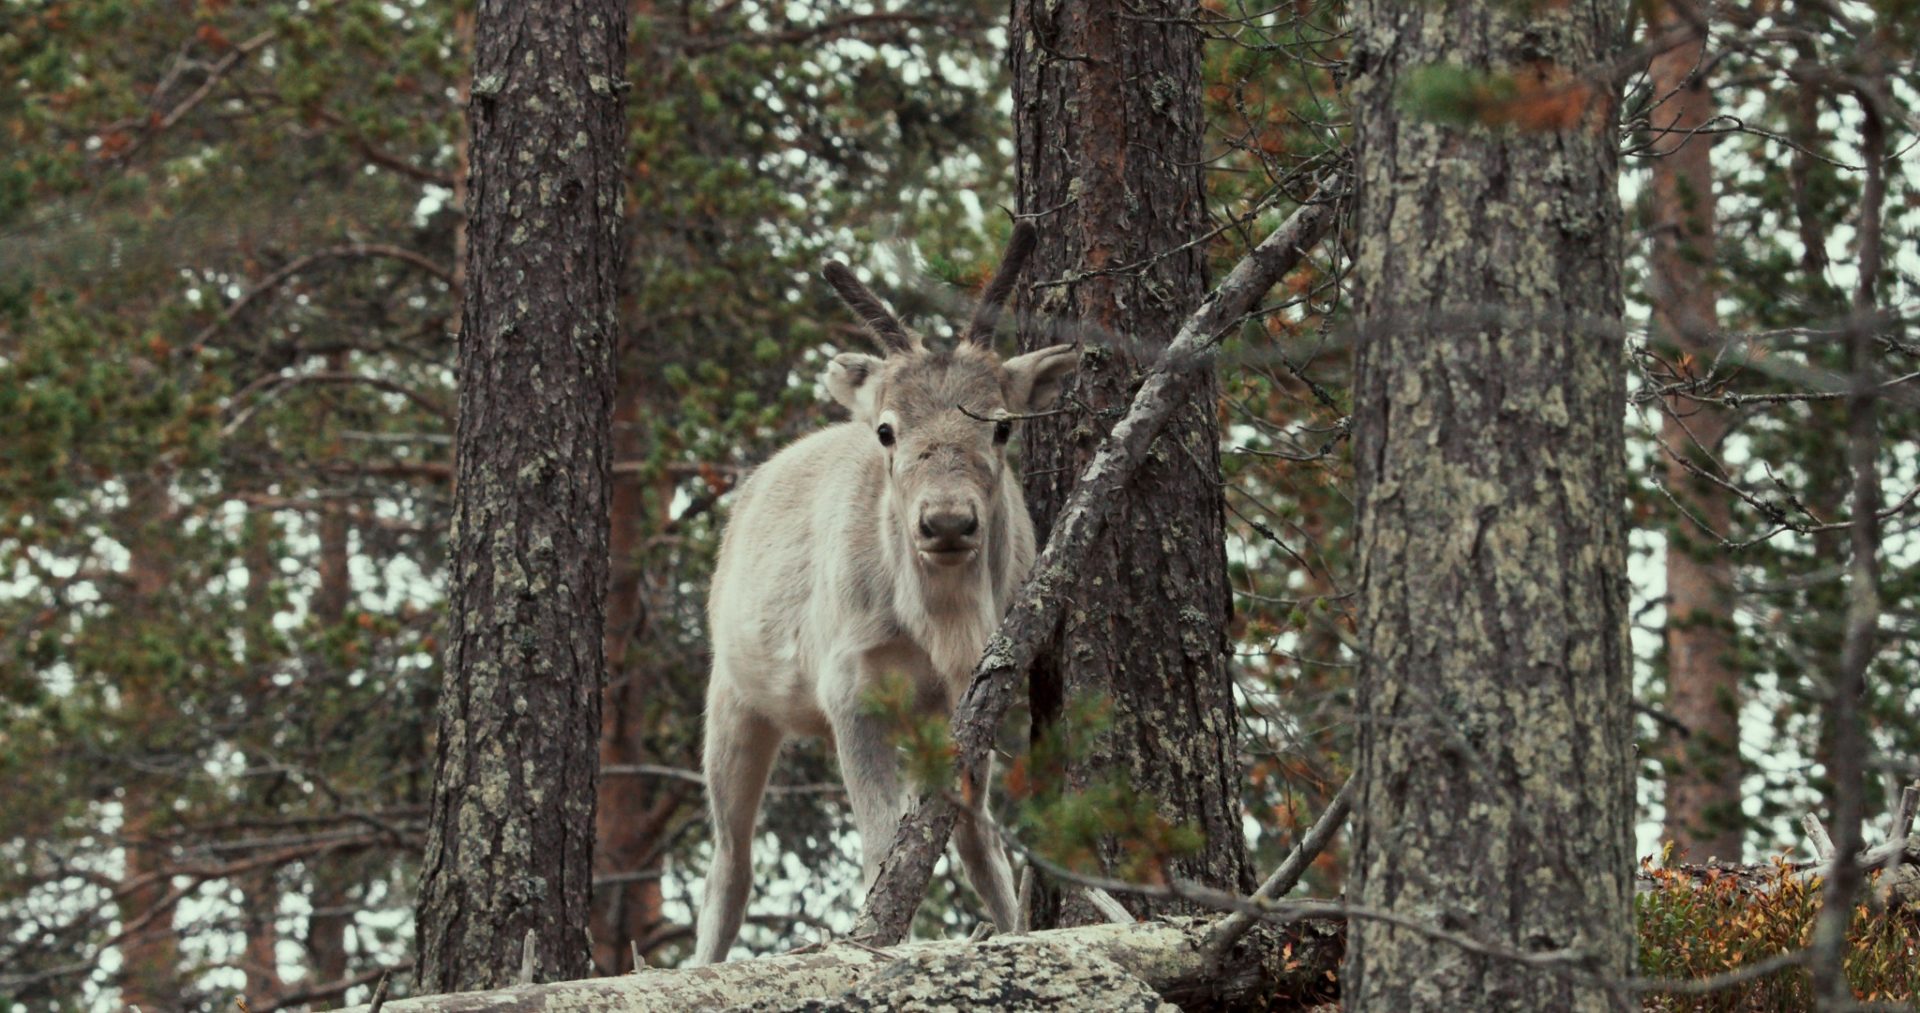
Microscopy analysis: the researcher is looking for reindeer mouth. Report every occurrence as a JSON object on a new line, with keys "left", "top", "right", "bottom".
{"left": 917, "top": 542, "right": 979, "bottom": 567}
{"left": 915, "top": 510, "right": 981, "bottom": 567}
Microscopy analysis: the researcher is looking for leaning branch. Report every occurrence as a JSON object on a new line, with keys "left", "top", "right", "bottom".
{"left": 852, "top": 185, "right": 1345, "bottom": 945}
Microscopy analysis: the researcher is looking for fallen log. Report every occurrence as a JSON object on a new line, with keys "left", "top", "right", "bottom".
{"left": 336, "top": 917, "right": 1342, "bottom": 1012}
{"left": 1639, "top": 834, "right": 1920, "bottom": 910}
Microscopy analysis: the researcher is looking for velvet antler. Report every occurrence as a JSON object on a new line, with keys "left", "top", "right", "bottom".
{"left": 822, "top": 261, "right": 915, "bottom": 355}
{"left": 961, "top": 221, "right": 1038, "bottom": 347}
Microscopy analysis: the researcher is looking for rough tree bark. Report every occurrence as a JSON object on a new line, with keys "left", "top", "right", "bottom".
{"left": 1648, "top": 0, "right": 1742, "bottom": 863}
{"left": 1010, "top": 0, "right": 1252, "bottom": 928}
{"left": 1343, "top": 1, "right": 1636, "bottom": 1009}
{"left": 414, "top": 0, "right": 629, "bottom": 992}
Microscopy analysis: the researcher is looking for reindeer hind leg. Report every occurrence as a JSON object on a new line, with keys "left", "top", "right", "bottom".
{"left": 691, "top": 682, "right": 781, "bottom": 965}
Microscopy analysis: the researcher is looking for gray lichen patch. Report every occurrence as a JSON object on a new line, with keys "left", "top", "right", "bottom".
{"left": 732, "top": 935, "right": 1175, "bottom": 1013}
{"left": 1345, "top": 0, "right": 1634, "bottom": 1007}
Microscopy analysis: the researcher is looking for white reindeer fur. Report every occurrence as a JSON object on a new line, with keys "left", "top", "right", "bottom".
{"left": 691, "top": 337, "right": 1076, "bottom": 965}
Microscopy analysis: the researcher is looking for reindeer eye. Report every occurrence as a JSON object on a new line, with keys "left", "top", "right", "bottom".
{"left": 993, "top": 419, "right": 1012, "bottom": 444}
{"left": 876, "top": 423, "right": 895, "bottom": 447}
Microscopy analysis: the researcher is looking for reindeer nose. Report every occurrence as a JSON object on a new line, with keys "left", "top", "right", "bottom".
{"left": 919, "top": 509, "right": 979, "bottom": 542}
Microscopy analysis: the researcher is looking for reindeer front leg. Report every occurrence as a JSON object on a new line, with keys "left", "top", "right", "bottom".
{"left": 952, "top": 757, "right": 1019, "bottom": 933}
{"left": 822, "top": 651, "right": 910, "bottom": 890}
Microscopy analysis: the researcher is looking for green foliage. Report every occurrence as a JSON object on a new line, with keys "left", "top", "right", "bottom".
{"left": 1399, "top": 64, "right": 1519, "bottom": 124}
{"left": 1399, "top": 61, "right": 1602, "bottom": 132}
{"left": 1007, "top": 695, "right": 1205, "bottom": 885}
{"left": 860, "top": 670, "right": 956, "bottom": 793}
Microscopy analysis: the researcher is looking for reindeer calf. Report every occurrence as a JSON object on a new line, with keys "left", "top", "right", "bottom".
{"left": 692, "top": 226, "right": 1076, "bottom": 964}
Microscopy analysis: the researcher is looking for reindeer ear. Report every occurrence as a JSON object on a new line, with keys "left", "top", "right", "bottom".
{"left": 1003, "top": 344, "right": 1078, "bottom": 411}
{"left": 824, "top": 352, "right": 884, "bottom": 419}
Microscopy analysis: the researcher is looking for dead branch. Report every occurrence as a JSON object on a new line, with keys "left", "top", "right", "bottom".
{"left": 192, "top": 243, "right": 455, "bottom": 350}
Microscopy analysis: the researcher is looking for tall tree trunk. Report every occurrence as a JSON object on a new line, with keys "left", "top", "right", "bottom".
{"left": 415, "top": 0, "right": 629, "bottom": 992}
{"left": 1648, "top": 2, "right": 1742, "bottom": 864}
{"left": 308, "top": 496, "right": 356, "bottom": 994}
{"left": 1011, "top": 0, "right": 1252, "bottom": 928}
{"left": 1343, "top": 2, "right": 1635, "bottom": 1008}
{"left": 119, "top": 483, "right": 179, "bottom": 1010}
{"left": 590, "top": 380, "right": 672, "bottom": 974}
{"left": 118, "top": 806, "right": 179, "bottom": 1011}
{"left": 240, "top": 515, "right": 291, "bottom": 1003}
{"left": 450, "top": 5, "right": 474, "bottom": 318}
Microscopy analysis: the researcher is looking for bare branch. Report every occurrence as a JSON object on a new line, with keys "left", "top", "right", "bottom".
{"left": 1876, "top": 781, "right": 1919, "bottom": 909}
{"left": 192, "top": 243, "right": 454, "bottom": 350}
{"left": 1803, "top": 812, "right": 1838, "bottom": 862}
{"left": 260, "top": 964, "right": 411, "bottom": 1013}
{"left": 1812, "top": 45, "right": 1891, "bottom": 1006}
{"left": 1203, "top": 771, "right": 1355, "bottom": 960}
{"left": 679, "top": 13, "right": 973, "bottom": 55}
{"left": 111, "top": 30, "right": 277, "bottom": 166}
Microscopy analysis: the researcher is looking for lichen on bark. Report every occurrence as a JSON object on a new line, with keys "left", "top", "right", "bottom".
{"left": 414, "top": 0, "right": 629, "bottom": 993}
{"left": 1343, "top": 0, "right": 1637, "bottom": 1008}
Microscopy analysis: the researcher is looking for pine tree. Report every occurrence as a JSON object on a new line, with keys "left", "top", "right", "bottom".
{"left": 412, "top": 0, "right": 629, "bottom": 990}
{"left": 1, "top": 1, "right": 1012, "bottom": 997}
{"left": 1645, "top": 0, "right": 1743, "bottom": 862}
{"left": 1009, "top": 0, "right": 1253, "bottom": 926}
{"left": 1, "top": 3, "right": 460, "bottom": 1004}
{"left": 1343, "top": 0, "right": 1636, "bottom": 1005}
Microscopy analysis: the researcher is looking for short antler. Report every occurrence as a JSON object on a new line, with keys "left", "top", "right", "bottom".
{"left": 962, "top": 221, "right": 1039, "bottom": 347}
{"left": 822, "top": 261, "right": 915, "bottom": 355}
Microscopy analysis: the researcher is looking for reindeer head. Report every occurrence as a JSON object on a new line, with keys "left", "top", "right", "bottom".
{"left": 820, "top": 224, "right": 1078, "bottom": 569}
